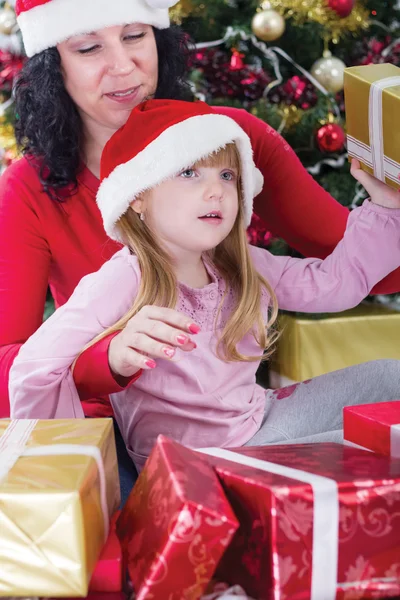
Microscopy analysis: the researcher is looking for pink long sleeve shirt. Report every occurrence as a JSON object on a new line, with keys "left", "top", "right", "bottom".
{"left": 9, "top": 201, "right": 400, "bottom": 470}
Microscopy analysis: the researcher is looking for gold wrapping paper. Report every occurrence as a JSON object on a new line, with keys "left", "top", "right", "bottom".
{"left": 344, "top": 63, "right": 400, "bottom": 190}
{"left": 271, "top": 305, "right": 400, "bottom": 382}
{"left": 0, "top": 419, "right": 120, "bottom": 598}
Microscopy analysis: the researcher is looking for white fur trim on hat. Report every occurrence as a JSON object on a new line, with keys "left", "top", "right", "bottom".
{"left": 17, "top": 0, "right": 176, "bottom": 57}
{"left": 97, "top": 113, "right": 262, "bottom": 242}
{"left": 146, "top": 0, "right": 178, "bottom": 7}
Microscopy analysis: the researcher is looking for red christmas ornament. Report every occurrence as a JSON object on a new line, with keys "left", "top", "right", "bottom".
{"left": 316, "top": 123, "right": 346, "bottom": 153}
{"left": 229, "top": 49, "right": 245, "bottom": 71}
{"left": 284, "top": 75, "right": 306, "bottom": 100}
{"left": 0, "top": 49, "right": 25, "bottom": 89}
{"left": 327, "top": 0, "right": 354, "bottom": 18}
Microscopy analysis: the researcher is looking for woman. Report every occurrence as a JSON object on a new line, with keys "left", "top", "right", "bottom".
{"left": 1, "top": 0, "right": 400, "bottom": 423}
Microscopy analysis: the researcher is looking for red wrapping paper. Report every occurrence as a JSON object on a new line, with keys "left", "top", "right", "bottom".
{"left": 344, "top": 401, "right": 400, "bottom": 457}
{"left": 116, "top": 436, "right": 239, "bottom": 600}
{"left": 90, "top": 512, "right": 125, "bottom": 592}
{"left": 196, "top": 443, "right": 400, "bottom": 600}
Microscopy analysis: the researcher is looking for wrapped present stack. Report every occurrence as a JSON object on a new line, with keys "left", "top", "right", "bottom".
{"left": 0, "top": 418, "right": 121, "bottom": 597}
{"left": 119, "top": 436, "right": 400, "bottom": 599}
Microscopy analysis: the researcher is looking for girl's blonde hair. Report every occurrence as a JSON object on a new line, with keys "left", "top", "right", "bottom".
{"left": 85, "top": 144, "right": 279, "bottom": 362}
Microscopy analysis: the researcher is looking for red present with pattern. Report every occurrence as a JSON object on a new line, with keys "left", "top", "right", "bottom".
{"left": 344, "top": 401, "right": 400, "bottom": 458}
{"left": 197, "top": 443, "right": 400, "bottom": 600}
{"left": 116, "top": 436, "right": 239, "bottom": 600}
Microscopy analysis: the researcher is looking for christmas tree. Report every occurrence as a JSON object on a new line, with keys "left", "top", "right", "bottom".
{"left": 0, "top": 0, "right": 23, "bottom": 172}
{"left": 173, "top": 0, "right": 400, "bottom": 251}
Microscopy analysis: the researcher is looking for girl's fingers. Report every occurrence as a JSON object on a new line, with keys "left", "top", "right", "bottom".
{"left": 350, "top": 158, "right": 375, "bottom": 189}
{"left": 118, "top": 347, "right": 156, "bottom": 375}
{"left": 350, "top": 158, "right": 400, "bottom": 207}
{"left": 125, "top": 332, "right": 178, "bottom": 361}
{"left": 140, "top": 305, "right": 200, "bottom": 335}
{"left": 179, "top": 340, "right": 197, "bottom": 352}
{"left": 134, "top": 318, "right": 198, "bottom": 349}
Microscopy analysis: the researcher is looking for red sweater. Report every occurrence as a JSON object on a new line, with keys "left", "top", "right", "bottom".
{"left": 1, "top": 106, "right": 398, "bottom": 418}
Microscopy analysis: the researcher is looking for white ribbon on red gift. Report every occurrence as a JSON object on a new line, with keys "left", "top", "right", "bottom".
{"left": 347, "top": 75, "right": 400, "bottom": 185}
{"left": 0, "top": 419, "right": 110, "bottom": 540}
{"left": 390, "top": 423, "right": 400, "bottom": 458}
{"left": 198, "top": 447, "right": 339, "bottom": 600}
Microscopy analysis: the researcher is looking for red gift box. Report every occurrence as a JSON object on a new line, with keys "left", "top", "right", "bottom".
{"left": 344, "top": 401, "right": 400, "bottom": 457}
{"left": 116, "top": 436, "right": 239, "bottom": 600}
{"left": 90, "top": 512, "right": 125, "bottom": 592}
{"left": 196, "top": 443, "right": 400, "bottom": 600}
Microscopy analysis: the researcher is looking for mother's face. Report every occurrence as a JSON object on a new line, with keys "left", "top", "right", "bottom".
{"left": 58, "top": 23, "right": 159, "bottom": 135}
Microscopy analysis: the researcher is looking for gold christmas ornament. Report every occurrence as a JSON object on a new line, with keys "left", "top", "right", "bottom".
{"left": 278, "top": 104, "right": 304, "bottom": 132}
{"left": 0, "top": 5, "right": 17, "bottom": 35}
{"left": 170, "top": 0, "right": 201, "bottom": 24}
{"left": 251, "top": 8, "right": 286, "bottom": 42}
{"left": 311, "top": 51, "right": 346, "bottom": 93}
{"left": 0, "top": 117, "right": 19, "bottom": 165}
{"left": 266, "top": 0, "right": 369, "bottom": 44}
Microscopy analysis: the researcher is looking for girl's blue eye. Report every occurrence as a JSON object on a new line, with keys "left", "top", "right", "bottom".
{"left": 180, "top": 169, "right": 196, "bottom": 178}
{"left": 221, "top": 170, "right": 235, "bottom": 181}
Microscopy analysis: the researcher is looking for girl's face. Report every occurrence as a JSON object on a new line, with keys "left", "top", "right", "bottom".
{"left": 58, "top": 23, "right": 158, "bottom": 137}
{"left": 136, "top": 163, "right": 240, "bottom": 259}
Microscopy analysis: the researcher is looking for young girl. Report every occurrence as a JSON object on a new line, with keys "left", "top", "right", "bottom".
{"left": 9, "top": 99, "right": 400, "bottom": 472}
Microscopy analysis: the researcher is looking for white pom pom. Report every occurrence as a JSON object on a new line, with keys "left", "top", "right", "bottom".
{"left": 145, "top": 0, "right": 180, "bottom": 8}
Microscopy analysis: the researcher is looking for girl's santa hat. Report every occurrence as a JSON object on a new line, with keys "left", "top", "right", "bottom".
{"left": 97, "top": 99, "right": 264, "bottom": 242}
{"left": 16, "top": 0, "right": 179, "bottom": 57}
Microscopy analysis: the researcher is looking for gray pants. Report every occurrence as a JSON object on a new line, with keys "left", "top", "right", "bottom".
{"left": 245, "top": 359, "right": 400, "bottom": 447}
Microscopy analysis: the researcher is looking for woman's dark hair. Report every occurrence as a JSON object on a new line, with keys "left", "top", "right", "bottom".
{"left": 14, "top": 26, "right": 193, "bottom": 201}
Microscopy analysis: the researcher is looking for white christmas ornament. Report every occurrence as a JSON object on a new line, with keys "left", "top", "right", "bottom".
{"left": 310, "top": 51, "right": 346, "bottom": 94}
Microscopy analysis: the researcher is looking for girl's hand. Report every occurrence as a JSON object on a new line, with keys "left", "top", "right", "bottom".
{"left": 108, "top": 306, "right": 200, "bottom": 378}
{"left": 350, "top": 158, "right": 400, "bottom": 209}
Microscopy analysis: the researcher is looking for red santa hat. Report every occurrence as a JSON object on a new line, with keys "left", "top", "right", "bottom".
{"left": 97, "top": 99, "right": 264, "bottom": 242}
{"left": 16, "top": 0, "right": 179, "bottom": 57}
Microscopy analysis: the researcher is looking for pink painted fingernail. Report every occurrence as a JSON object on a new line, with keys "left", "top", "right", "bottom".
{"left": 163, "top": 347, "right": 175, "bottom": 359}
{"left": 176, "top": 335, "right": 187, "bottom": 345}
{"left": 188, "top": 323, "right": 201, "bottom": 334}
{"left": 145, "top": 359, "right": 157, "bottom": 369}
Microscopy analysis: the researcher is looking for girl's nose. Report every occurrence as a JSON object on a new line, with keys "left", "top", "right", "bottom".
{"left": 204, "top": 176, "right": 224, "bottom": 201}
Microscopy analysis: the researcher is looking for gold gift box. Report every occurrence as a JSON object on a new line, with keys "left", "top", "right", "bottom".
{"left": 270, "top": 304, "right": 400, "bottom": 384}
{"left": 0, "top": 419, "right": 120, "bottom": 597}
{"left": 344, "top": 63, "right": 400, "bottom": 190}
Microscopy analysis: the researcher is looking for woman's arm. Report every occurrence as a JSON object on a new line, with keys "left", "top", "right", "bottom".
{"left": 0, "top": 162, "right": 51, "bottom": 417}
{"left": 215, "top": 106, "right": 400, "bottom": 294}
{"left": 0, "top": 160, "right": 136, "bottom": 417}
